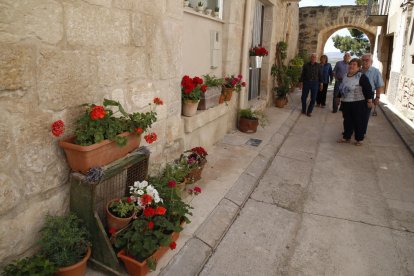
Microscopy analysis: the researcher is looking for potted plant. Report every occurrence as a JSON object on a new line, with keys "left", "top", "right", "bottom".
{"left": 51, "top": 97, "right": 162, "bottom": 173}
{"left": 183, "top": 0, "right": 190, "bottom": 7}
{"left": 39, "top": 213, "right": 91, "bottom": 276}
{"left": 273, "top": 84, "right": 290, "bottom": 108}
{"left": 249, "top": 44, "right": 269, "bottom": 69}
{"left": 163, "top": 162, "right": 191, "bottom": 197}
{"left": 115, "top": 180, "right": 183, "bottom": 275}
{"left": 196, "top": 1, "right": 205, "bottom": 13}
{"left": 221, "top": 75, "right": 246, "bottom": 103}
{"left": 213, "top": 6, "right": 220, "bottom": 17}
{"left": 106, "top": 197, "right": 137, "bottom": 233}
{"left": 2, "top": 255, "right": 57, "bottom": 276}
{"left": 271, "top": 41, "right": 290, "bottom": 108}
{"left": 286, "top": 55, "right": 304, "bottom": 92}
{"left": 181, "top": 75, "right": 207, "bottom": 116}
{"left": 238, "top": 108, "right": 267, "bottom": 133}
{"left": 180, "top": 147, "right": 208, "bottom": 183}
{"left": 199, "top": 74, "right": 223, "bottom": 110}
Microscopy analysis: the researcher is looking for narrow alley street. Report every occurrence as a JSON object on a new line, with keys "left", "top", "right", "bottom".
{"left": 161, "top": 91, "right": 414, "bottom": 276}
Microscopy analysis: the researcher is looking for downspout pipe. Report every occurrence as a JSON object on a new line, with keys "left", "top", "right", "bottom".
{"left": 239, "top": 0, "right": 253, "bottom": 110}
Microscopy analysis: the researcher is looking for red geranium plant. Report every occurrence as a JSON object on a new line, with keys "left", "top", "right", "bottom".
{"left": 249, "top": 45, "right": 269, "bottom": 57}
{"left": 181, "top": 75, "right": 208, "bottom": 102}
{"left": 51, "top": 98, "right": 162, "bottom": 146}
{"left": 223, "top": 75, "right": 247, "bottom": 92}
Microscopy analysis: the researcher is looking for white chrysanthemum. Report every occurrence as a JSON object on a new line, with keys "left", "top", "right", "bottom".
{"left": 138, "top": 180, "right": 148, "bottom": 189}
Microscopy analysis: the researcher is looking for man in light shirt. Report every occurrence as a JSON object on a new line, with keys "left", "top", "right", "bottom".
{"left": 361, "top": 53, "right": 384, "bottom": 135}
{"left": 332, "top": 52, "right": 351, "bottom": 113}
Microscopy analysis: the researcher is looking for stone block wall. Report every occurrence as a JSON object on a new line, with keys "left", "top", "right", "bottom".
{"left": 0, "top": 0, "right": 185, "bottom": 267}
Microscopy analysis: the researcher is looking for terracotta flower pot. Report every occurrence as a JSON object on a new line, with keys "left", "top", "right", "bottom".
{"left": 238, "top": 117, "right": 259, "bottom": 133}
{"left": 222, "top": 88, "right": 235, "bottom": 101}
{"left": 106, "top": 200, "right": 135, "bottom": 231}
{"left": 182, "top": 100, "right": 200, "bottom": 117}
{"left": 55, "top": 246, "right": 91, "bottom": 276}
{"left": 58, "top": 132, "right": 141, "bottom": 173}
{"left": 275, "top": 97, "right": 287, "bottom": 108}
{"left": 219, "top": 94, "right": 225, "bottom": 104}
{"left": 117, "top": 231, "right": 180, "bottom": 276}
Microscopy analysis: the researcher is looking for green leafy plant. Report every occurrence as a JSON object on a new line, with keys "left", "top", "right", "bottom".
{"left": 215, "top": 6, "right": 219, "bottom": 12}
{"left": 271, "top": 41, "right": 291, "bottom": 99}
{"left": 51, "top": 97, "right": 162, "bottom": 146}
{"left": 198, "top": 1, "right": 204, "bottom": 7}
{"left": 39, "top": 213, "right": 90, "bottom": 268}
{"left": 109, "top": 197, "right": 136, "bottom": 218}
{"left": 202, "top": 74, "right": 224, "bottom": 87}
{"left": 1, "top": 255, "right": 57, "bottom": 276}
{"left": 239, "top": 108, "right": 268, "bottom": 128}
{"left": 163, "top": 162, "right": 191, "bottom": 184}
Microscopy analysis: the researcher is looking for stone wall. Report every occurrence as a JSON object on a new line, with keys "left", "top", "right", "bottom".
{"left": 299, "top": 5, "right": 376, "bottom": 57}
{"left": 0, "top": 0, "right": 300, "bottom": 267}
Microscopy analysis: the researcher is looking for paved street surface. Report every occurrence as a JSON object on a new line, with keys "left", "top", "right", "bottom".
{"left": 89, "top": 91, "right": 414, "bottom": 275}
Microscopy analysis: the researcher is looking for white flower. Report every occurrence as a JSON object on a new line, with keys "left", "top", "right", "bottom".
{"left": 154, "top": 195, "right": 160, "bottom": 203}
{"left": 137, "top": 189, "right": 144, "bottom": 195}
{"left": 146, "top": 185, "right": 155, "bottom": 196}
{"left": 138, "top": 180, "right": 148, "bottom": 189}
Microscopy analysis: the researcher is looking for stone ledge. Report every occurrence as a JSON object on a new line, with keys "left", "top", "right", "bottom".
{"left": 182, "top": 102, "right": 231, "bottom": 133}
{"left": 183, "top": 8, "right": 224, "bottom": 23}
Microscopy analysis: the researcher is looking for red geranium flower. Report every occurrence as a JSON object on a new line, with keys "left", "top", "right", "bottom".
{"left": 148, "top": 221, "right": 154, "bottom": 230}
{"left": 194, "top": 186, "right": 202, "bottom": 194}
{"left": 51, "top": 120, "right": 65, "bottom": 137}
{"left": 168, "top": 180, "right": 176, "bottom": 188}
{"left": 126, "top": 197, "right": 132, "bottom": 203}
{"left": 108, "top": 227, "right": 117, "bottom": 235}
{"left": 153, "top": 97, "right": 163, "bottom": 105}
{"left": 143, "top": 207, "right": 155, "bottom": 217}
{"left": 201, "top": 85, "right": 207, "bottom": 93}
{"left": 144, "top": 133, "right": 157, "bottom": 144}
{"left": 135, "top": 127, "right": 143, "bottom": 134}
{"left": 169, "top": 241, "right": 177, "bottom": 250}
{"left": 141, "top": 194, "right": 153, "bottom": 205}
{"left": 241, "top": 82, "right": 246, "bottom": 87}
{"left": 90, "top": 106, "right": 106, "bottom": 120}
{"left": 155, "top": 206, "right": 167, "bottom": 216}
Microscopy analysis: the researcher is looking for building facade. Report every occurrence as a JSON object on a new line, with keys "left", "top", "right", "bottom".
{"left": 367, "top": 0, "right": 414, "bottom": 122}
{"left": 0, "top": 0, "right": 299, "bottom": 267}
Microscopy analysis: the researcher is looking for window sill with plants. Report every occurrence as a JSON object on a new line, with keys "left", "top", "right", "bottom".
{"left": 183, "top": 8, "right": 224, "bottom": 23}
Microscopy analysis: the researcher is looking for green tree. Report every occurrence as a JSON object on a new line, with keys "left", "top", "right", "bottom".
{"left": 355, "top": 0, "right": 368, "bottom": 4}
{"left": 332, "top": 28, "right": 370, "bottom": 57}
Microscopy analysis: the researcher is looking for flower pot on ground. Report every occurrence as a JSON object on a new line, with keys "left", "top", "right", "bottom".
{"left": 180, "top": 147, "right": 208, "bottom": 183}
{"left": 273, "top": 85, "right": 290, "bottom": 108}
{"left": 51, "top": 98, "right": 161, "bottom": 173}
{"left": 117, "top": 231, "right": 180, "bottom": 276}
{"left": 106, "top": 197, "right": 137, "bottom": 232}
{"left": 39, "top": 214, "right": 91, "bottom": 276}
{"left": 238, "top": 108, "right": 267, "bottom": 133}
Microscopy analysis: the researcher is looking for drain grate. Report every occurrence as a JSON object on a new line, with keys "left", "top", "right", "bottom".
{"left": 246, "top": 138, "right": 262, "bottom": 147}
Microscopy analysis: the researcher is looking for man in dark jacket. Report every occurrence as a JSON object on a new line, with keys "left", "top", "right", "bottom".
{"left": 298, "top": 53, "right": 322, "bottom": 117}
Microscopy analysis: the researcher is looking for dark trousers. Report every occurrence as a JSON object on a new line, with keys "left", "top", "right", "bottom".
{"left": 301, "top": 80, "right": 319, "bottom": 114}
{"left": 316, "top": 83, "right": 328, "bottom": 106}
{"left": 363, "top": 92, "right": 375, "bottom": 134}
{"left": 341, "top": 100, "right": 367, "bottom": 142}
{"left": 332, "top": 80, "right": 342, "bottom": 112}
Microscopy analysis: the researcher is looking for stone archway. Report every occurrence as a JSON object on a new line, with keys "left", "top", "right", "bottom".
{"left": 298, "top": 5, "right": 377, "bottom": 57}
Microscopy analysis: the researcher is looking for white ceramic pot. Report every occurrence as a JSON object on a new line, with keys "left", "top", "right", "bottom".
{"left": 250, "top": 56, "right": 263, "bottom": 69}
{"left": 183, "top": 0, "right": 190, "bottom": 7}
{"left": 205, "top": 9, "right": 212, "bottom": 16}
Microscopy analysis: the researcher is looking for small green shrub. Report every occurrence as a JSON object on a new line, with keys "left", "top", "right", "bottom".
{"left": 1, "top": 255, "right": 57, "bottom": 276}
{"left": 239, "top": 108, "right": 268, "bottom": 128}
{"left": 39, "top": 213, "right": 90, "bottom": 268}
{"left": 203, "top": 74, "right": 224, "bottom": 87}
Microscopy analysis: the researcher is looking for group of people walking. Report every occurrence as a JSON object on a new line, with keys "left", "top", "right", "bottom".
{"left": 298, "top": 52, "right": 384, "bottom": 146}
